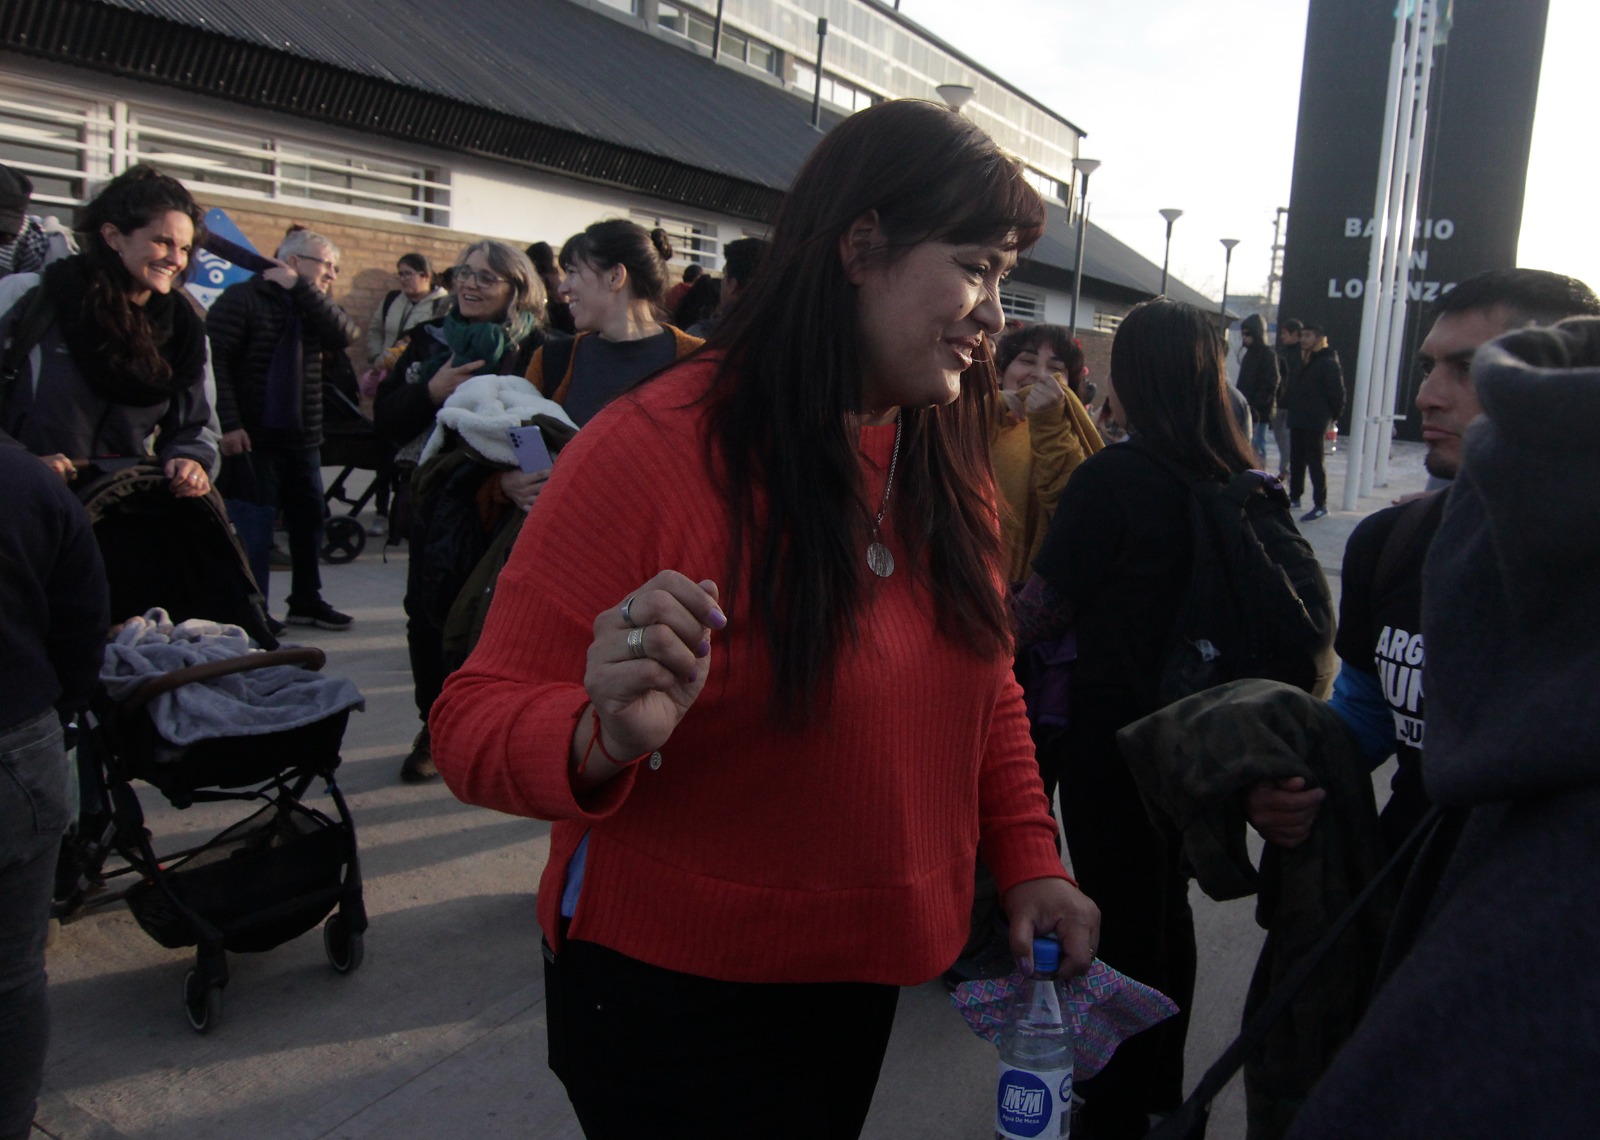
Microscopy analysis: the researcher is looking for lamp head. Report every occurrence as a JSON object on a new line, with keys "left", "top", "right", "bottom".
{"left": 1072, "top": 157, "right": 1102, "bottom": 178}
{"left": 935, "top": 84, "right": 976, "bottom": 112}
{"left": 1220, "top": 238, "right": 1240, "bottom": 253}
{"left": 1159, "top": 208, "right": 1184, "bottom": 225}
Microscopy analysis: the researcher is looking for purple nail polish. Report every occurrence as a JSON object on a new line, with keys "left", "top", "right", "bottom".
{"left": 707, "top": 607, "right": 727, "bottom": 630}
{"left": 696, "top": 638, "right": 711, "bottom": 658}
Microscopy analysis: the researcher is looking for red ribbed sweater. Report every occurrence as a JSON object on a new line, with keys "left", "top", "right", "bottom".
{"left": 432, "top": 361, "right": 1067, "bottom": 986}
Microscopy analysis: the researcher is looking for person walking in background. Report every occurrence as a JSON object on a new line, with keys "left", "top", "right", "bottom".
{"left": 526, "top": 241, "right": 574, "bottom": 335}
{"left": 0, "top": 165, "right": 215, "bottom": 495}
{"left": 1272, "top": 317, "right": 1303, "bottom": 479}
{"left": 431, "top": 99, "right": 1097, "bottom": 1138}
{"left": 373, "top": 239, "right": 550, "bottom": 784}
{"left": 686, "top": 236, "right": 767, "bottom": 338}
{"left": 0, "top": 444, "right": 108, "bottom": 1140}
{"left": 1237, "top": 313, "right": 1281, "bottom": 463}
{"left": 1286, "top": 321, "right": 1343, "bottom": 521}
{"left": 365, "top": 252, "right": 450, "bottom": 368}
{"left": 661, "top": 260, "right": 701, "bottom": 314}
{"left": 0, "top": 164, "right": 76, "bottom": 280}
{"left": 206, "top": 227, "right": 360, "bottom": 630}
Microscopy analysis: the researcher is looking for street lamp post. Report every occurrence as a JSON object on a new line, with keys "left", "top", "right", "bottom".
{"left": 1158, "top": 208, "right": 1183, "bottom": 296}
{"left": 1219, "top": 238, "right": 1240, "bottom": 320}
{"left": 1068, "top": 157, "right": 1101, "bottom": 336}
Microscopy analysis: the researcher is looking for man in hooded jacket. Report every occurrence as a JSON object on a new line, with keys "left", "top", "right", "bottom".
{"left": 1237, "top": 313, "right": 1281, "bottom": 461}
{"left": 1285, "top": 315, "right": 1600, "bottom": 1139}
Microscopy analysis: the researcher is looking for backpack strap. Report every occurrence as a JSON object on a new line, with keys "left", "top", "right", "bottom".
{"left": 1, "top": 284, "right": 56, "bottom": 397}
{"left": 380, "top": 289, "right": 402, "bottom": 322}
{"left": 1371, "top": 491, "right": 1445, "bottom": 608}
{"left": 1146, "top": 805, "right": 1445, "bottom": 1139}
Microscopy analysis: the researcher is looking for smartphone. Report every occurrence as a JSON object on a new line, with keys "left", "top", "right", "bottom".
{"left": 507, "top": 426, "right": 553, "bottom": 473}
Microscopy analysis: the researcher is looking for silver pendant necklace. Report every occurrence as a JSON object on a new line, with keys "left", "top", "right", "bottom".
{"left": 866, "top": 413, "right": 902, "bottom": 578}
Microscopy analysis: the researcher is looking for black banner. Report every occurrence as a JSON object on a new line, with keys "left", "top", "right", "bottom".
{"left": 1278, "top": 0, "right": 1549, "bottom": 440}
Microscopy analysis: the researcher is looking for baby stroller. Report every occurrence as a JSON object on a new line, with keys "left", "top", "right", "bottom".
{"left": 79, "top": 461, "right": 278, "bottom": 648}
{"left": 320, "top": 379, "right": 397, "bottom": 564}
{"left": 55, "top": 467, "right": 368, "bottom": 1033}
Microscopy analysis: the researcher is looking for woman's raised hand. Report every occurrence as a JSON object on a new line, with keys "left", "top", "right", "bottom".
{"left": 584, "top": 572, "right": 725, "bottom": 765}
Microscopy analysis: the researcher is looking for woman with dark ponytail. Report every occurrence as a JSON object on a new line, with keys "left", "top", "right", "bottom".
{"left": 0, "top": 164, "right": 214, "bottom": 496}
{"left": 434, "top": 100, "right": 1098, "bottom": 1136}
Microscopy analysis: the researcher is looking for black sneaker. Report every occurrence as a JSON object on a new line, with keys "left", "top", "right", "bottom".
{"left": 399, "top": 725, "right": 437, "bottom": 783}
{"left": 1300, "top": 505, "right": 1329, "bottom": 522}
{"left": 1289, "top": 498, "right": 1302, "bottom": 510}
{"left": 265, "top": 616, "right": 287, "bottom": 637}
{"left": 285, "top": 600, "right": 354, "bottom": 630}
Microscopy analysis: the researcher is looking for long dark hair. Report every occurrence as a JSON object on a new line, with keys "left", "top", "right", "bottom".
{"left": 1111, "top": 299, "right": 1255, "bottom": 480}
{"left": 705, "top": 99, "right": 1045, "bottom": 722}
{"left": 76, "top": 164, "right": 205, "bottom": 383}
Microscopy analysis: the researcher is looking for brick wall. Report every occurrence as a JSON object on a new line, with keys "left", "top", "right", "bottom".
{"left": 198, "top": 196, "right": 488, "bottom": 366}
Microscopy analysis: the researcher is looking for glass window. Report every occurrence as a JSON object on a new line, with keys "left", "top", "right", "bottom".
{"left": 722, "top": 29, "right": 748, "bottom": 60}
{"left": 1000, "top": 287, "right": 1046, "bottom": 323}
{"left": 631, "top": 208, "right": 719, "bottom": 268}
{"left": 0, "top": 90, "right": 103, "bottom": 207}
{"left": 659, "top": 2, "right": 684, "bottom": 33}
{"left": 686, "top": 11, "right": 715, "bottom": 47}
{"left": 748, "top": 41, "right": 775, "bottom": 73}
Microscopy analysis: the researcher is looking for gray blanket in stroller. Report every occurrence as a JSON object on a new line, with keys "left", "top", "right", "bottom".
{"left": 101, "top": 609, "right": 364, "bottom": 745}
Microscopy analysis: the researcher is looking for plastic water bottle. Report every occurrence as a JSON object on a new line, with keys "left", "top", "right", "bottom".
{"left": 995, "top": 936, "right": 1073, "bottom": 1139}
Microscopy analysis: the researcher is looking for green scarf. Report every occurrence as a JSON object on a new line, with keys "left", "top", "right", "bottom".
{"left": 415, "top": 312, "right": 515, "bottom": 385}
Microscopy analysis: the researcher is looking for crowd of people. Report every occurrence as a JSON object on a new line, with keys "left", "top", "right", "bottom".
{"left": 3, "top": 94, "right": 1598, "bottom": 1140}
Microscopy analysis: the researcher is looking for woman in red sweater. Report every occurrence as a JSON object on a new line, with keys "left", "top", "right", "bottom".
{"left": 432, "top": 99, "right": 1099, "bottom": 1138}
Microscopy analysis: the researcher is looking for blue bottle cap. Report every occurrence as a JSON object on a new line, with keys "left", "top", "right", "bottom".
{"left": 1032, "top": 936, "right": 1061, "bottom": 973}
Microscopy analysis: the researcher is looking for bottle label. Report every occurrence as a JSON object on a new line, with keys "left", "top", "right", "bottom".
{"left": 997, "top": 1063, "right": 1072, "bottom": 1138}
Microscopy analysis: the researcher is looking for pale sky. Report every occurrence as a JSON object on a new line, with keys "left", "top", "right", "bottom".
{"left": 901, "top": 0, "right": 1599, "bottom": 303}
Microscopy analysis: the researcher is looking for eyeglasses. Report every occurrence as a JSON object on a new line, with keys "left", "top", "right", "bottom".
{"left": 454, "top": 267, "right": 508, "bottom": 289}
{"left": 291, "top": 254, "right": 339, "bottom": 277}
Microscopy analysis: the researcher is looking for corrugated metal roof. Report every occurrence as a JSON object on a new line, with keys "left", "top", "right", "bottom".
{"left": 91, "top": 0, "right": 829, "bottom": 189}
{"left": 3, "top": 0, "right": 1211, "bottom": 302}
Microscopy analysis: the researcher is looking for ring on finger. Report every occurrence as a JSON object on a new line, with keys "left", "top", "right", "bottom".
{"left": 619, "top": 594, "right": 639, "bottom": 627}
{"left": 626, "top": 625, "right": 647, "bottom": 660}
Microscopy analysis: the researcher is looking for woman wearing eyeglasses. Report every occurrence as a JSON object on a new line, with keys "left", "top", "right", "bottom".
{"left": 374, "top": 239, "right": 550, "bottom": 783}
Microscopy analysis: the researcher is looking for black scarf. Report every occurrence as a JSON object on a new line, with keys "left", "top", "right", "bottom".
{"left": 42, "top": 256, "right": 206, "bottom": 408}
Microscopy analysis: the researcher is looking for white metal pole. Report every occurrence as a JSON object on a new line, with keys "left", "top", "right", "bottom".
{"left": 1342, "top": 3, "right": 1410, "bottom": 510}
{"left": 1360, "top": 0, "right": 1426, "bottom": 498}
{"left": 1376, "top": 0, "right": 1441, "bottom": 488}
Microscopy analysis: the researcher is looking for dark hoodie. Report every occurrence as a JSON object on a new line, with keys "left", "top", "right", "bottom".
{"left": 1237, "top": 313, "right": 1282, "bottom": 424}
{"left": 1286, "top": 317, "right": 1600, "bottom": 1139}
{"left": 1284, "top": 343, "right": 1343, "bottom": 431}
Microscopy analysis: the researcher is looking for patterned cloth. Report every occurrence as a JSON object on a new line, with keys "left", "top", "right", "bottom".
{"left": 950, "top": 959, "right": 1179, "bottom": 1080}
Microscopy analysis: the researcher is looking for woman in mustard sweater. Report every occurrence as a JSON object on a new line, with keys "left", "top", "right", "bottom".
{"left": 992, "top": 323, "right": 1103, "bottom": 583}
{"left": 432, "top": 100, "right": 1098, "bottom": 1138}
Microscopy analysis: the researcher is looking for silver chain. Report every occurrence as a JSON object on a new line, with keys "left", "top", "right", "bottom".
{"left": 869, "top": 412, "right": 903, "bottom": 537}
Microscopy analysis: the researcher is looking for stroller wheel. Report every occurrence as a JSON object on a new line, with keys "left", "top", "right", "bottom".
{"left": 321, "top": 515, "right": 366, "bottom": 564}
{"left": 183, "top": 969, "right": 224, "bottom": 1034}
{"left": 324, "top": 914, "right": 365, "bottom": 974}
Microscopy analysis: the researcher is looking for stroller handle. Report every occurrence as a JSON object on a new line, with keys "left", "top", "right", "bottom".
{"left": 123, "top": 647, "right": 327, "bottom": 713}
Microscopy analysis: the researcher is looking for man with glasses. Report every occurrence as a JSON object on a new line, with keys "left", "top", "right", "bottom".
{"left": 208, "top": 228, "right": 361, "bottom": 630}
{"left": 1248, "top": 269, "right": 1600, "bottom": 855}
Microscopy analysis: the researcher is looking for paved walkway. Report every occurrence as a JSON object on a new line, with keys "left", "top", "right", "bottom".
{"left": 32, "top": 438, "right": 1429, "bottom": 1140}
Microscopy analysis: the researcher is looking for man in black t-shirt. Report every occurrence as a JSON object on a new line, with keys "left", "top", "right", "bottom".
{"left": 1248, "top": 269, "right": 1600, "bottom": 851}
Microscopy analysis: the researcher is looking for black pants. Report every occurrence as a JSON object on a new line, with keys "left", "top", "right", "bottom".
{"left": 1059, "top": 726, "right": 1196, "bottom": 1140}
{"left": 1289, "top": 426, "right": 1328, "bottom": 508}
{"left": 544, "top": 937, "right": 900, "bottom": 1139}
{"left": 254, "top": 444, "right": 326, "bottom": 609}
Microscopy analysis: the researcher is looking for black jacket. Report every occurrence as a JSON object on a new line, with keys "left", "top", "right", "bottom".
{"left": 1237, "top": 315, "right": 1282, "bottom": 423}
{"left": 206, "top": 275, "right": 358, "bottom": 449}
{"left": 1285, "top": 345, "right": 1344, "bottom": 431}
